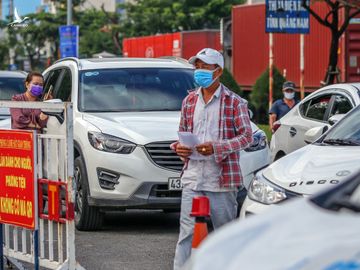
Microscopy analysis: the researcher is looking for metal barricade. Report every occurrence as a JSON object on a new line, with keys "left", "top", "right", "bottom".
{"left": 0, "top": 101, "right": 84, "bottom": 270}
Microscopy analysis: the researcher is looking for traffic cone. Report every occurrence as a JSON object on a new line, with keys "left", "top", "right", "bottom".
{"left": 190, "top": 196, "right": 210, "bottom": 253}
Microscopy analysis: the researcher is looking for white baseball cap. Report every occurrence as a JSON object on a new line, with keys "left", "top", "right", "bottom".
{"left": 189, "top": 48, "right": 224, "bottom": 69}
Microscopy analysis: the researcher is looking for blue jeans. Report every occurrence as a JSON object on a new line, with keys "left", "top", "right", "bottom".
{"left": 173, "top": 188, "right": 238, "bottom": 270}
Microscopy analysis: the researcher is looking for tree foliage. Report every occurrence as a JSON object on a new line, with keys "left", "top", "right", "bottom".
{"left": 250, "top": 67, "right": 285, "bottom": 124}
{"left": 0, "top": 0, "right": 247, "bottom": 69}
{"left": 119, "top": 0, "right": 245, "bottom": 37}
{"left": 220, "top": 68, "right": 242, "bottom": 95}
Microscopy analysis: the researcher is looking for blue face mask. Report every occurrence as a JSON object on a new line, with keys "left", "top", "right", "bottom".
{"left": 194, "top": 68, "right": 219, "bottom": 88}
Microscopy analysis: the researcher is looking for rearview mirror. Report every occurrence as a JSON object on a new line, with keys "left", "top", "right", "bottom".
{"left": 328, "top": 114, "right": 345, "bottom": 126}
{"left": 41, "top": 99, "right": 64, "bottom": 124}
{"left": 248, "top": 109, "right": 253, "bottom": 119}
{"left": 304, "top": 126, "right": 328, "bottom": 144}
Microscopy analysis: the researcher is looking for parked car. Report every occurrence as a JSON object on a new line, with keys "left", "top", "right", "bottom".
{"left": 185, "top": 170, "right": 360, "bottom": 270}
{"left": 0, "top": 57, "right": 270, "bottom": 230}
{"left": 270, "top": 83, "right": 360, "bottom": 161}
{"left": 0, "top": 71, "right": 27, "bottom": 120}
{"left": 240, "top": 105, "right": 360, "bottom": 218}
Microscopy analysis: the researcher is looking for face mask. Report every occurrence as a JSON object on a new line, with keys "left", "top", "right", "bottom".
{"left": 284, "top": 92, "right": 295, "bottom": 100}
{"left": 30, "top": 84, "right": 43, "bottom": 97}
{"left": 194, "top": 68, "right": 219, "bottom": 88}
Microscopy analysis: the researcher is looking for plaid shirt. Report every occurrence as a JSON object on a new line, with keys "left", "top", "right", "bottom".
{"left": 178, "top": 84, "right": 253, "bottom": 188}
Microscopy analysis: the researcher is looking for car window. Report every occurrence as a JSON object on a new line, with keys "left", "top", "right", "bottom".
{"left": 323, "top": 106, "right": 360, "bottom": 144}
{"left": 303, "top": 94, "right": 332, "bottom": 121}
{"left": 42, "top": 69, "right": 62, "bottom": 100}
{"left": 329, "top": 94, "right": 353, "bottom": 118}
{"left": 79, "top": 68, "right": 195, "bottom": 112}
{"left": 0, "top": 77, "right": 25, "bottom": 100}
{"left": 53, "top": 69, "right": 72, "bottom": 101}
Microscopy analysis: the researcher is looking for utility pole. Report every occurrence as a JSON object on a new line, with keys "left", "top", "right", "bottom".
{"left": 67, "top": 0, "right": 72, "bottom": 25}
{"left": 9, "top": 0, "right": 15, "bottom": 69}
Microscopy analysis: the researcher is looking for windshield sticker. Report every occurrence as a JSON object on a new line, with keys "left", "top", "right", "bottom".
{"left": 84, "top": 72, "right": 99, "bottom": 77}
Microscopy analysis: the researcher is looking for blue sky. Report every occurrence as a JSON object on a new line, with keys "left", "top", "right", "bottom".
{"left": 3, "top": 0, "right": 41, "bottom": 19}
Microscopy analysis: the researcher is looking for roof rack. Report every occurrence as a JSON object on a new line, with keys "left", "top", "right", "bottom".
{"left": 53, "top": 57, "right": 80, "bottom": 67}
{"left": 157, "top": 56, "right": 191, "bottom": 65}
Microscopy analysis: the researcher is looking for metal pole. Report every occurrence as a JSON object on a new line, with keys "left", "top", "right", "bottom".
{"left": 269, "top": 33, "right": 274, "bottom": 110}
{"left": 300, "top": 34, "right": 305, "bottom": 100}
{"left": 33, "top": 230, "right": 39, "bottom": 270}
{"left": 67, "top": 0, "right": 72, "bottom": 25}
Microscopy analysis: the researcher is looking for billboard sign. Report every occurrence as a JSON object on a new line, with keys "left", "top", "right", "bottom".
{"left": 0, "top": 130, "right": 37, "bottom": 230}
{"left": 59, "top": 25, "right": 79, "bottom": 58}
{"left": 266, "top": 0, "right": 310, "bottom": 34}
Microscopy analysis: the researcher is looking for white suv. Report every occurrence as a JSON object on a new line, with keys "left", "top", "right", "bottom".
{"left": 0, "top": 57, "right": 270, "bottom": 230}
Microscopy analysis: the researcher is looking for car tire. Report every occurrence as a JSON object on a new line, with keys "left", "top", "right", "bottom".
{"left": 74, "top": 156, "right": 104, "bottom": 231}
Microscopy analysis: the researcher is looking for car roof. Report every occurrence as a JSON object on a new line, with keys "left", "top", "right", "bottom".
{"left": 0, "top": 71, "right": 27, "bottom": 78}
{"left": 54, "top": 57, "right": 194, "bottom": 70}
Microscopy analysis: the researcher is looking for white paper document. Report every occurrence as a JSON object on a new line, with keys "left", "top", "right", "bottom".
{"left": 177, "top": 131, "right": 209, "bottom": 160}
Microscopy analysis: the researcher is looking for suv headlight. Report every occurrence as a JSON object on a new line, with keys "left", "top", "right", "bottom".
{"left": 248, "top": 172, "right": 287, "bottom": 204}
{"left": 245, "top": 130, "right": 267, "bottom": 152}
{"left": 88, "top": 132, "right": 136, "bottom": 154}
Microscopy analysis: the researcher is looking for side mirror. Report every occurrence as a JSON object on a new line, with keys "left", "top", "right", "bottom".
{"left": 41, "top": 99, "right": 64, "bottom": 124}
{"left": 304, "top": 126, "right": 328, "bottom": 144}
{"left": 248, "top": 109, "right": 253, "bottom": 119}
{"left": 328, "top": 114, "right": 345, "bottom": 126}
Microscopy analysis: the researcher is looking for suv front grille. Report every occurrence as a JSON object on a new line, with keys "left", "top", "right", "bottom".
{"left": 145, "top": 141, "right": 184, "bottom": 171}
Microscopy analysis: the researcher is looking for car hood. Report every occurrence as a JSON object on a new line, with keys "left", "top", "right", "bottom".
{"left": 83, "top": 111, "right": 182, "bottom": 145}
{"left": 83, "top": 111, "right": 258, "bottom": 145}
{"left": 263, "top": 144, "right": 360, "bottom": 195}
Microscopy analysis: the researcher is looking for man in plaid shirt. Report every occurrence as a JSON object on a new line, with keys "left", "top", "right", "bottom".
{"left": 173, "top": 48, "right": 253, "bottom": 270}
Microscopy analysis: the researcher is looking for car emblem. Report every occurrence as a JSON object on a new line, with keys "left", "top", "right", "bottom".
{"left": 336, "top": 170, "right": 351, "bottom": 177}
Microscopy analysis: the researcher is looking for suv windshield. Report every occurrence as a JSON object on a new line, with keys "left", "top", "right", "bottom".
{"left": 0, "top": 77, "right": 25, "bottom": 100}
{"left": 321, "top": 106, "right": 360, "bottom": 146}
{"left": 79, "top": 68, "right": 196, "bottom": 112}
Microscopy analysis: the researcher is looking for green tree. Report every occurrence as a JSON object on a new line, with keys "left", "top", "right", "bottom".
{"left": 250, "top": 67, "right": 285, "bottom": 124}
{"left": 220, "top": 68, "right": 242, "bottom": 95}
{"left": 119, "top": 0, "right": 245, "bottom": 37}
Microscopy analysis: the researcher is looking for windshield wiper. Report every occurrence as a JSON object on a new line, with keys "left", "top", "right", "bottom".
{"left": 331, "top": 198, "right": 360, "bottom": 212}
{"left": 322, "top": 138, "right": 360, "bottom": 146}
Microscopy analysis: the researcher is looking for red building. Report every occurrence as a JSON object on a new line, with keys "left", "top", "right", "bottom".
{"left": 232, "top": 3, "right": 360, "bottom": 91}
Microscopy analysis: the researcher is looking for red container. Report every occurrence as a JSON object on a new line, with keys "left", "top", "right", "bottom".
{"left": 232, "top": 3, "right": 360, "bottom": 91}
{"left": 123, "top": 30, "right": 221, "bottom": 60}
{"left": 190, "top": 196, "right": 210, "bottom": 217}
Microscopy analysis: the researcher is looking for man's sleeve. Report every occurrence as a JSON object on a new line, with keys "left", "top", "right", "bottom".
{"left": 170, "top": 97, "right": 187, "bottom": 150}
{"left": 212, "top": 100, "right": 253, "bottom": 163}
{"left": 269, "top": 100, "right": 278, "bottom": 115}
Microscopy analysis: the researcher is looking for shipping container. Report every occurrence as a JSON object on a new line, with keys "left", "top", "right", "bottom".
{"left": 123, "top": 30, "right": 221, "bottom": 60}
{"left": 232, "top": 3, "right": 360, "bottom": 91}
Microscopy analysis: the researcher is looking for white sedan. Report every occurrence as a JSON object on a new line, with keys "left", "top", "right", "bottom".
{"left": 241, "top": 105, "right": 360, "bottom": 218}
{"left": 270, "top": 83, "right": 360, "bottom": 161}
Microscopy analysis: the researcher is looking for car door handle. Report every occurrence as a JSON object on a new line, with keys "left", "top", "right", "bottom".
{"left": 289, "top": 127, "right": 297, "bottom": 137}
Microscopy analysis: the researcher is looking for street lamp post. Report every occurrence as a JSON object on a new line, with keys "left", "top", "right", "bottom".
{"left": 67, "top": 0, "right": 72, "bottom": 25}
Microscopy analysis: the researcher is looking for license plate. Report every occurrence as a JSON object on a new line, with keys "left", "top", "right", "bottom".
{"left": 168, "top": 177, "right": 183, "bottom": 191}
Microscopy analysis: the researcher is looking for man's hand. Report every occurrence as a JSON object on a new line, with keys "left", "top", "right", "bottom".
{"left": 175, "top": 144, "right": 193, "bottom": 158}
{"left": 195, "top": 142, "right": 214, "bottom": 156}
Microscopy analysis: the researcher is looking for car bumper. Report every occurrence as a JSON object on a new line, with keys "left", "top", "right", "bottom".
{"left": 83, "top": 145, "right": 181, "bottom": 201}
{"left": 88, "top": 182, "right": 181, "bottom": 209}
{"left": 239, "top": 196, "right": 275, "bottom": 219}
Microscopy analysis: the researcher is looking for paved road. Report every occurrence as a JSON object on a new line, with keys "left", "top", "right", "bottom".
{"left": 76, "top": 210, "right": 180, "bottom": 270}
